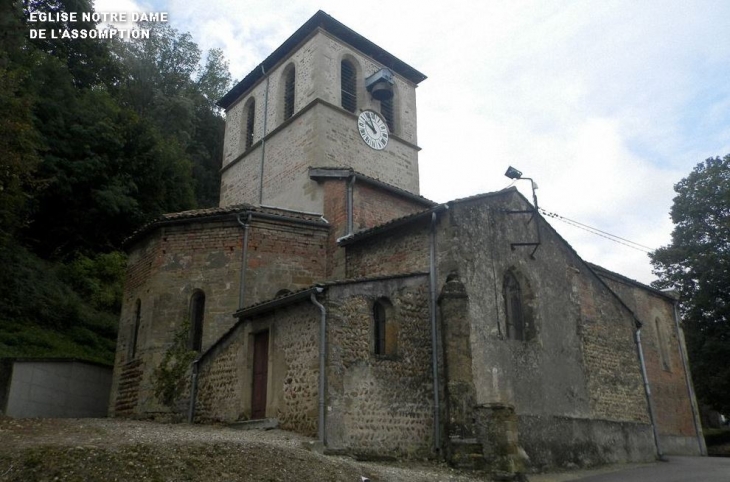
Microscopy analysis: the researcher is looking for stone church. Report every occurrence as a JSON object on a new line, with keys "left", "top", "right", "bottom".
{"left": 109, "top": 10, "right": 705, "bottom": 475}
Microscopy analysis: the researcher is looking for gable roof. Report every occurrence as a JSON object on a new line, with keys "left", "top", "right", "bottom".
{"left": 217, "top": 10, "right": 427, "bottom": 109}
{"left": 338, "top": 188, "right": 517, "bottom": 246}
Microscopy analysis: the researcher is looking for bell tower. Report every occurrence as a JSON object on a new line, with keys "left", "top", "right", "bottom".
{"left": 217, "top": 11, "right": 427, "bottom": 213}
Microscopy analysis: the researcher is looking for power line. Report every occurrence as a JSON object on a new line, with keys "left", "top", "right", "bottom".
{"left": 539, "top": 208, "right": 654, "bottom": 254}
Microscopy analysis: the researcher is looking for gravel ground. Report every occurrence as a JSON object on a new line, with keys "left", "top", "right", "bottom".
{"left": 0, "top": 417, "right": 658, "bottom": 481}
{"left": 0, "top": 417, "right": 490, "bottom": 481}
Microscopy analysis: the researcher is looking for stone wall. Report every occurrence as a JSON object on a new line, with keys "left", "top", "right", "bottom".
{"left": 194, "top": 302, "right": 320, "bottom": 436}
{"left": 440, "top": 190, "right": 655, "bottom": 467}
{"left": 220, "top": 31, "right": 421, "bottom": 210}
{"left": 325, "top": 275, "right": 434, "bottom": 456}
{"left": 345, "top": 221, "right": 430, "bottom": 279}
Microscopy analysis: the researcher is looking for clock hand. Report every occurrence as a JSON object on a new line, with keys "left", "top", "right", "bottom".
{"left": 365, "top": 117, "right": 377, "bottom": 134}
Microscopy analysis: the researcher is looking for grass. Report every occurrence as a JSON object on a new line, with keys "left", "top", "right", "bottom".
{"left": 0, "top": 318, "right": 115, "bottom": 364}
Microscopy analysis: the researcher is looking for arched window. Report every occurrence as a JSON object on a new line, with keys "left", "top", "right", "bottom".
{"left": 129, "top": 299, "right": 141, "bottom": 359}
{"left": 341, "top": 59, "right": 357, "bottom": 113}
{"left": 244, "top": 98, "right": 255, "bottom": 150}
{"left": 504, "top": 271, "right": 525, "bottom": 341}
{"left": 655, "top": 317, "right": 671, "bottom": 371}
{"left": 373, "top": 298, "right": 397, "bottom": 356}
{"left": 380, "top": 96, "right": 394, "bottom": 133}
{"left": 190, "top": 290, "right": 206, "bottom": 352}
{"left": 283, "top": 65, "right": 295, "bottom": 120}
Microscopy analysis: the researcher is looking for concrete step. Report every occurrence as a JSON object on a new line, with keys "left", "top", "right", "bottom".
{"left": 228, "top": 418, "right": 278, "bottom": 430}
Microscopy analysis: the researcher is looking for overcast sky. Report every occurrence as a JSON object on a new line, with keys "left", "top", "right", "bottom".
{"left": 95, "top": 0, "right": 730, "bottom": 285}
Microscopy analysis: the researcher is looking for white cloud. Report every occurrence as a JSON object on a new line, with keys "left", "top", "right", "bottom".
{"left": 96, "top": 0, "right": 730, "bottom": 284}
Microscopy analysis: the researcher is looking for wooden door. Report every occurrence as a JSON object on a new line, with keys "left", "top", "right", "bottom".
{"left": 251, "top": 331, "right": 269, "bottom": 419}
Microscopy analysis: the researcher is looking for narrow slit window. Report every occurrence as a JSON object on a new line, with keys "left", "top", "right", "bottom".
{"left": 283, "top": 66, "right": 295, "bottom": 120}
{"left": 655, "top": 317, "right": 671, "bottom": 371}
{"left": 373, "top": 298, "right": 397, "bottom": 356}
{"left": 374, "top": 300, "right": 386, "bottom": 355}
{"left": 504, "top": 272, "right": 525, "bottom": 341}
{"left": 190, "top": 290, "right": 206, "bottom": 352}
{"left": 245, "top": 100, "right": 255, "bottom": 150}
{"left": 129, "top": 299, "right": 141, "bottom": 359}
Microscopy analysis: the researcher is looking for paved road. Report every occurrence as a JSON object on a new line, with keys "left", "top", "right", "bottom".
{"left": 572, "top": 456, "right": 730, "bottom": 482}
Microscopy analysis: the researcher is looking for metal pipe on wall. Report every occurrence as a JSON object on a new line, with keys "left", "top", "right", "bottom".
{"left": 310, "top": 289, "right": 327, "bottom": 445}
{"left": 187, "top": 360, "right": 199, "bottom": 423}
{"left": 258, "top": 65, "right": 270, "bottom": 205}
{"left": 236, "top": 212, "right": 252, "bottom": 309}
{"left": 671, "top": 300, "right": 707, "bottom": 455}
{"left": 635, "top": 328, "right": 664, "bottom": 459}
{"left": 429, "top": 211, "right": 441, "bottom": 452}
{"left": 347, "top": 175, "right": 356, "bottom": 236}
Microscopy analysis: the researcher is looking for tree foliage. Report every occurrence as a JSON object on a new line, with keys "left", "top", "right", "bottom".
{"left": 651, "top": 155, "right": 730, "bottom": 413}
{"left": 0, "top": 0, "right": 232, "bottom": 362}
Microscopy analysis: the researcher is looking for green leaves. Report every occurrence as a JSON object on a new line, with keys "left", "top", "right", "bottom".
{"left": 651, "top": 154, "right": 730, "bottom": 413}
{"left": 0, "top": 0, "right": 231, "bottom": 362}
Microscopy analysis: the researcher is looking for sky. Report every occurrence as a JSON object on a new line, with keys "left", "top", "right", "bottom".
{"left": 95, "top": 0, "right": 730, "bottom": 285}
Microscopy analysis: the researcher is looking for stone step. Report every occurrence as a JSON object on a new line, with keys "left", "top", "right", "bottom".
{"left": 228, "top": 418, "right": 279, "bottom": 431}
{"left": 449, "top": 437, "right": 487, "bottom": 470}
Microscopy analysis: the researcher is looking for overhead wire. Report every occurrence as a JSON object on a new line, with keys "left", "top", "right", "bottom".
{"left": 499, "top": 181, "right": 654, "bottom": 254}
{"left": 539, "top": 208, "right": 654, "bottom": 253}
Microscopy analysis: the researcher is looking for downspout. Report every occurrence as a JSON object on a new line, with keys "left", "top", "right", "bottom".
{"left": 346, "top": 175, "right": 356, "bottom": 236}
{"left": 258, "top": 65, "right": 270, "bottom": 205}
{"left": 635, "top": 327, "right": 664, "bottom": 459}
{"left": 429, "top": 211, "right": 441, "bottom": 452}
{"left": 236, "top": 212, "right": 252, "bottom": 309}
{"left": 310, "top": 288, "right": 327, "bottom": 445}
{"left": 187, "top": 359, "right": 199, "bottom": 423}
{"left": 671, "top": 299, "right": 706, "bottom": 455}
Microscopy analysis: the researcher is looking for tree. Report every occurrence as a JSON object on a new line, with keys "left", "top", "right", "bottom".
{"left": 651, "top": 155, "right": 730, "bottom": 414}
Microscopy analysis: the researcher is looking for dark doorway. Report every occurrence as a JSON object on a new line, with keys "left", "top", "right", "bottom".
{"left": 251, "top": 330, "right": 269, "bottom": 419}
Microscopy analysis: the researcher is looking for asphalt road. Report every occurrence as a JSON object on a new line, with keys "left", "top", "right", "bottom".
{"left": 573, "top": 456, "right": 730, "bottom": 482}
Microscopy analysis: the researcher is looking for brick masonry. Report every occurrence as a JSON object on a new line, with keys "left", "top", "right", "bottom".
{"left": 109, "top": 213, "right": 328, "bottom": 418}
{"left": 597, "top": 272, "right": 701, "bottom": 454}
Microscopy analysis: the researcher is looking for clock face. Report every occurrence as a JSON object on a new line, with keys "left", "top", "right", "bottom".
{"left": 357, "top": 110, "right": 389, "bottom": 150}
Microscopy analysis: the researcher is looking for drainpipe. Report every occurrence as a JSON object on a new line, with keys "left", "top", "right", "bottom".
{"left": 187, "top": 359, "right": 199, "bottom": 423}
{"left": 635, "top": 327, "right": 663, "bottom": 459}
{"left": 346, "top": 175, "right": 356, "bottom": 236}
{"left": 310, "top": 288, "right": 327, "bottom": 445}
{"left": 236, "top": 212, "right": 252, "bottom": 309}
{"left": 671, "top": 300, "right": 707, "bottom": 455}
{"left": 429, "top": 211, "right": 441, "bottom": 452}
{"left": 258, "top": 65, "right": 270, "bottom": 205}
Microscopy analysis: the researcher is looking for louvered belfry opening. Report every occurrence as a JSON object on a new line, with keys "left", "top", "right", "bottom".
{"left": 284, "top": 67, "right": 295, "bottom": 120}
{"left": 341, "top": 60, "right": 357, "bottom": 113}
{"left": 381, "top": 97, "right": 394, "bottom": 132}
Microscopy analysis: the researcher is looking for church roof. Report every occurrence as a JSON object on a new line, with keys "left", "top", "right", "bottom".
{"left": 588, "top": 263, "right": 676, "bottom": 301}
{"left": 309, "top": 167, "right": 437, "bottom": 207}
{"left": 123, "top": 204, "right": 328, "bottom": 248}
{"left": 218, "top": 10, "right": 428, "bottom": 109}
{"left": 338, "top": 188, "right": 516, "bottom": 246}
